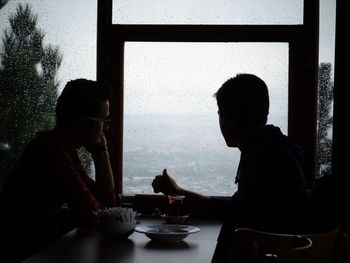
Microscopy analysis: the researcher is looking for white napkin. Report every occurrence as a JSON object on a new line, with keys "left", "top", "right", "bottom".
{"left": 96, "top": 207, "right": 137, "bottom": 223}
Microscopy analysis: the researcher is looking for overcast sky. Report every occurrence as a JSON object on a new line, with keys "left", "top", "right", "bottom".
{"left": 0, "top": 0, "right": 336, "bottom": 120}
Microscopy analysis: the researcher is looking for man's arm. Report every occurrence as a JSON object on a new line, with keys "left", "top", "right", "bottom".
{"left": 152, "top": 169, "right": 211, "bottom": 215}
{"left": 85, "top": 134, "right": 115, "bottom": 206}
{"left": 92, "top": 149, "right": 114, "bottom": 193}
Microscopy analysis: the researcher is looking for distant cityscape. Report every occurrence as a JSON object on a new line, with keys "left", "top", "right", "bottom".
{"left": 123, "top": 113, "right": 287, "bottom": 196}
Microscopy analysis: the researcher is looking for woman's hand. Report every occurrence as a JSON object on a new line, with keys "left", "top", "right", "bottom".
{"left": 152, "top": 169, "right": 181, "bottom": 195}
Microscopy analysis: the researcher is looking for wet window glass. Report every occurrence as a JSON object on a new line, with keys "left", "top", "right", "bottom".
{"left": 113, "top": 0, "right": 303, "bottom": 25}
{"left": 0, "top": 0, "right": 97, "bottom": 187}
{"left": 316, "top": 0, "right": 336, "bottom": 178}
{"left": 123, "top": 42, "right": 288, "bottom": 195}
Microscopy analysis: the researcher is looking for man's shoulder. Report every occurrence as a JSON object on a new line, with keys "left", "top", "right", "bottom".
{"left": 26, "top": 130, "right": 66, "bottom": 155}
{"left": 30, "top": 129, "right": 60, "bottom": 144}
{"left": 248, "top": 126, "right": 303, "bottom": 158}
{"left": 31, "top": 129, "right": 55, "bottom": 140}
{"left": 246, "top": 137, "right": 291, "bottom": 158}
{"left": 243, "top": 130, "right": 305, "bottom": 176}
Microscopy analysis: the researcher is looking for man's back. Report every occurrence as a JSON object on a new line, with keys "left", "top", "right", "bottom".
{"left": 236, "top": 125, "right": 311, "bottom": 234}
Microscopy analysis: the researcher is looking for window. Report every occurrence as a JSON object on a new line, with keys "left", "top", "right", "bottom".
{"left": 0, "top": 0, "right": 97, "bottom": 187}
{"left": 98, "top": 0, "right": 318, "bottom": 195}
{"left": 123, "top": 42, "right": 288, "bottom": 195}
{"left": 0, "top": 1, "right": 334, "bottom": 196}
{"left": 316, "top": 0, "right": 336, "bottom": 178}
{"left": 112, "top": 0, "right": 303, "bottom": 25}
{"left": 0, "top": 0, "right": 97, "bottom": 93}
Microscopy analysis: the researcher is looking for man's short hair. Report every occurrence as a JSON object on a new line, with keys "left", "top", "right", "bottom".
{"left": 55, "top": 79, "right": 110, "bottom": 126}
{"left": 215, "top": 74, "right": 269, "bottom": 128}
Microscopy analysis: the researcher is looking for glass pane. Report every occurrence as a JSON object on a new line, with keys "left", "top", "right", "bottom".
{"left": 0, "top": 0, "right": 97, "bottom": 186}
{"left": 316, "top": 0, "right": 336, "bottom": 178}
{"left": 0, "top": 0, "right": 97, "bottom": 93}
{"left": 123, "top": 42, "right": 288, "bottom": 195}
{"left": 113, "top": 0, "right": 303, "bottom": 25}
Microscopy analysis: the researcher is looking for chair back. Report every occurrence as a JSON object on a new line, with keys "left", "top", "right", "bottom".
{"left": 233, "top": 228, "right": 313, "bottom": 263}
{"left": 304, "top": 226, "right": 347, "bottom": 263}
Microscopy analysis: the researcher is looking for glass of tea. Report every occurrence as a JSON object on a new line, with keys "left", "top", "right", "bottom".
{"left": 167, "top": 195, "right": 185, "bottom": 216}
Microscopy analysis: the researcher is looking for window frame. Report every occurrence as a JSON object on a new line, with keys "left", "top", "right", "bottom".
{"left": 97, "top": 0, "right": 319, "bottom": 194}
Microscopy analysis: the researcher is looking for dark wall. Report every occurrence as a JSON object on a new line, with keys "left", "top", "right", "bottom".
{"left": 332, "top": 0, "right": 349, "bottom": 261}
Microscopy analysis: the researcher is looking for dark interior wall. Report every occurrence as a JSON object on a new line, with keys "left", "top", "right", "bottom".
{"left": 332, "top": 0, "right": 349, "bottom": 257}
{"left": 332, "top": 0, "right": 348, "bottom": 218}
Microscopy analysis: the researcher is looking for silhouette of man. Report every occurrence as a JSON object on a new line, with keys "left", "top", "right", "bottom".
{"left": 152, "top": 74, "right": 311, "bottom": 262}
{"left": 0, "top": 79, "right": 115, "bottom": 262}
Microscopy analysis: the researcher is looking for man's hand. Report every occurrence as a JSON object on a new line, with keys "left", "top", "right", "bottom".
{"left": 85, "top": 133, "right": 108, "bottom": 155}
{"left": 152, "top": 169, "right": 211, "bottom": 215}
{"left": 152, "top": 169, "right": 180, "bottom": 195}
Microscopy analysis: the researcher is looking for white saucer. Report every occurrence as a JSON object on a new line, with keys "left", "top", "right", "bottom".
{"left": 135, "top": 224, "right": 200, "bottom": 242}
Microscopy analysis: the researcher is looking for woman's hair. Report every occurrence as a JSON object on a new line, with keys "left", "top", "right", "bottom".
{"left": 55, "top": 79, "right": 110, "bottom": 126}
{"left": 215, "top": 74, "right": 269, "bottom": 128}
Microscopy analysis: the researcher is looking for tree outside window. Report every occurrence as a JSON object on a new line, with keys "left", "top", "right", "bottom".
{"left": 316, "top": 62, "right": 333, "bottom": 178}
{"left": 0, "top": 4, "right": 62, "bottom": 188}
